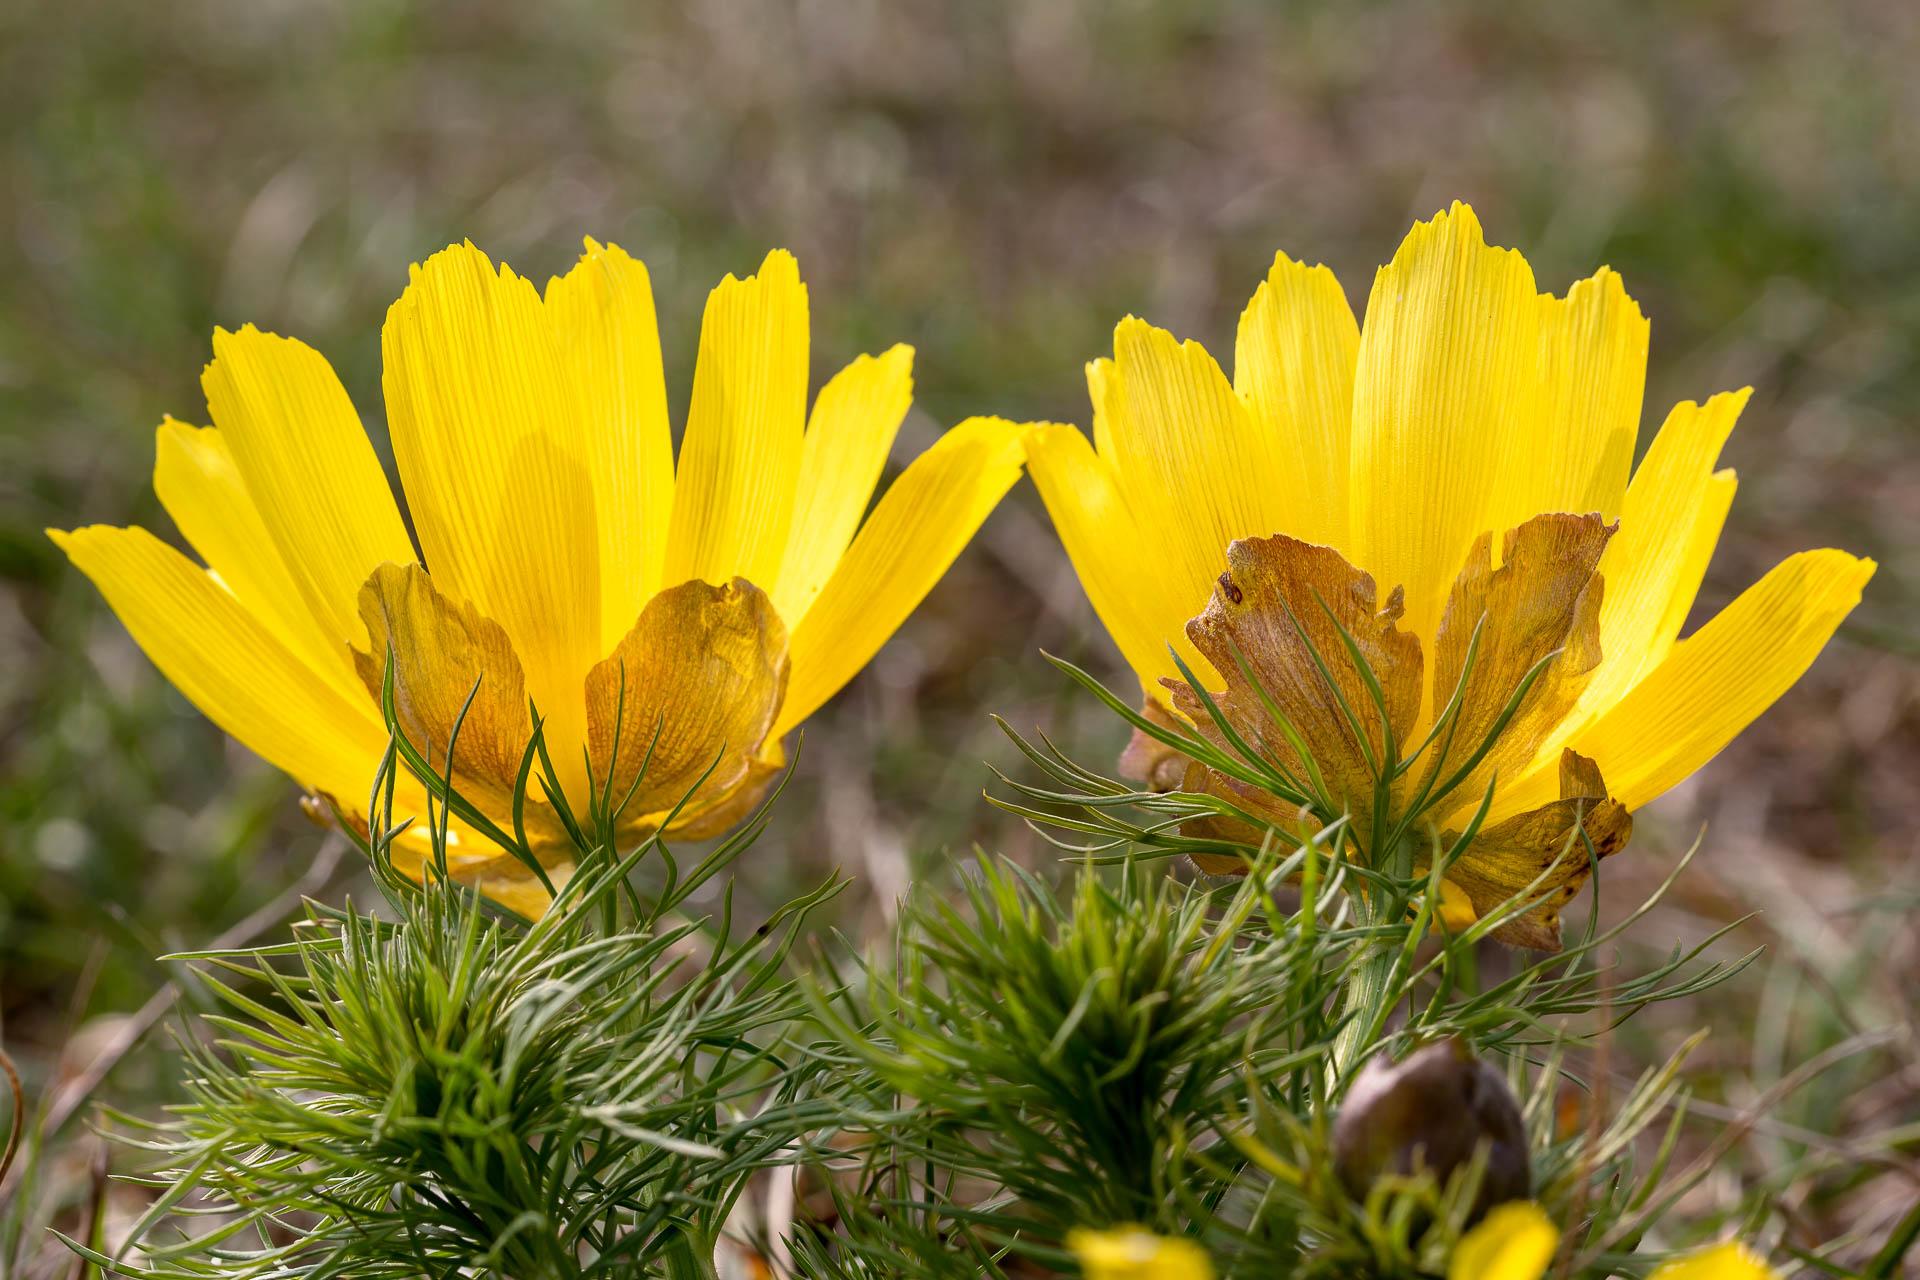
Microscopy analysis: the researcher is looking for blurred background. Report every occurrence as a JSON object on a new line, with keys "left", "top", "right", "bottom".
{"left": 2, "top": 0, "right": 1916, "bottom": 1268}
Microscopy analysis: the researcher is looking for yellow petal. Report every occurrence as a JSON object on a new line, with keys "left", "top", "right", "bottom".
{"left": 778, "top": 416, "right": 1025, "bottom": 735}
{"left": 1571, "top": 549, "right": 1875, "bottom": 809}
{"left": 1592, "top": 391, "right": 1751, "bottom": 696}
{"left": 1067, "top": 1226, "right": 1215, "bottom": 1280}
{"left": 1647, "top": 1241, "right": 1779, "bottom": 1280}
{"left": 48, "top": 525, "right": 387, "bottom": 800}
{"left": 200, "top": 324, "right": 415, "bottom": 654}
{"left": 544, "top": 238, "right": 677, "bottom": 645}
{"left": 151, "top": 418, "right": 358, "bottom": 696}
{"left": 1491, "top": 398, "right": 1746, "bottom": 824}
{"left": 61, "top": 529, "right": 507, "bottom": 893}
{"left": 1449, "top": 1201, "right": 1557, "bottom": 1280}
{"left": 1088, "top": 355, "right": 1121, "bottom": 460}
{"left": 663, "top": 249, "right": 810, "bottom": 592}
{"left": 1103, "top": 317, "right": 1291, "bottom": 631}
{"left": 352, "top": 563, "right": 541, "bottom": 828}
{"left": 772, "top": 344, "right": 915, "bottom": 623}
{"left": 1651, "top": 468, "right": 1737, "bottom": 657}
{"left": 382, "top": 242, "right": 603, "bottom": 793}
{"left": 1435, "top": 877, "right": 1479, "bottom": 932}
{"left": 585, "top": 578, "right": 789, "bottom": 830}
{"left": 1517, "top": 266, "right": 1649, "bottom": 523}
{"left": 1088, "top": 355, "right": 1193, "bottom": 678}
{"left": 1023, "top": 422, "right": 1211, "bottom": 700}
{"left": 1174, "top": 532, "right": 1424, "bottom": 835}
{"left": 1348, "top": 203, "right": 1543, "bottom": 642}
{"left": 1233, "top": 251, "right": 1360, "bottom": 551}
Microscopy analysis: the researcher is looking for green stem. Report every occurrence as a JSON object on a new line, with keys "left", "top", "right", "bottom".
{"left": 661, "top": 1232, "right": 721, "bottom": 1280}
{"left": 1333, "top": 923, "right": 1397, "bottom": 1080}
{"left": 1332, "top": 835, "right": 1414, "bottom": 1080}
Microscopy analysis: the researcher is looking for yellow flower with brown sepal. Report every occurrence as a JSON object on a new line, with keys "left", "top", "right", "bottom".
{"left": 53, "top": 242, "right": 1026, "bottom": 915}
{"left": 1026, "top": 203, "right": 1873, "bottom": 948}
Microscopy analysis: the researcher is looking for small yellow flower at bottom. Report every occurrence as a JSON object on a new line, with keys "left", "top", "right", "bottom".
{"left": 1450, "top": 1202, "right": 1558, "bottom": 1280}
{"left": 1067, "top": 1226, "right": 1214, "bottom": 1280}
{"left": 1648, "top": 1242, "right": 1779, "bottom": 1280}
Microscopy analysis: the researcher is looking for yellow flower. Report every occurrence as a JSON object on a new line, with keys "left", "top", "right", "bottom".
{"left": 1450, "top": 1202, "right": 1558, "bottom": 1280}
{"left": 1448, "top": 1208, "right": 1778, "bottom": 1280}
{"left": 1648, "top": 1242, "right": 1780, "bottom": 1280}
{"left": 1067, "top": 1226, "right": 1214, "bottom": 1280}
{"left": 1027, "top": 203, "right": 1874, "bottom": 947}
{"left": 52, "top": 241, "right": 1025, "bottom": 915}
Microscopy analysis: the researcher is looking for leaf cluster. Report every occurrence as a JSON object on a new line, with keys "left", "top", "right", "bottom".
{"left": 59, "top": 649, "right": 1907, "bottom": 1280}
{"left": 68, "top": 682, "right": 842, "bottom": 1280}
{"left": 784, "top": 651, "right": 1799, "bottom": 1278}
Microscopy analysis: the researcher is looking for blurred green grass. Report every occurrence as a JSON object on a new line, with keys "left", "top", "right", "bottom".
{"left": 2, "top": 0, "right": 1917, "bottom": 1267}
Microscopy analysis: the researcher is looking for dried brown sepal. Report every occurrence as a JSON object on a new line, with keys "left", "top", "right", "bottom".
{"left": 1436, "top": 748, "right": 1632, "bottom": 951}
{"left": 668, "top": 738, "right": 787, "bottom": 839}
{"left": 1179, "top": 760, "right": 1269, "bottom": 875}
{"left": 1118, "top": 696, "right": 1194, "bottom": 793}
{"left": 586, "top": 577, "right": 790, "bottom": 837}
{"left": 299, "top": 792, "right": 336, "bottom": 829}
{"left": 1169, "top": 534, "right": 1423, "bottom": 839}
{"left": 353, "top": 562, "right": 545, "bottom": 831}
{"left": 1173, "top": 760, "right": 1329, "bottom": 876}
{"left": 1425, "top": 513, "right": 1613, "bottom": 809}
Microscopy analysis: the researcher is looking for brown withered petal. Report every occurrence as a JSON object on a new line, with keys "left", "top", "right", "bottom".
{"left": 1118, "top": 697, "right": 1195, "bottom": 793}
{"left": 1170, "top": 534, "right": 1423, "bottom": 838}
{"left": 1176, "top": 759, "right": 1286, "bottom": 875}
{"left": 353, "top": 562, "right": 543, "bottom": 827}
{"left": 669, "top": 739, "right": 787, "bottom": 839}
{"left": 1436, "top": 748, "right": 1632, "bottom": 951}
{"left": 1425, "top": 513, "right": 1612, "bottom": 812}
{"left": 585, "top": 577, "right": 789, "bottom": 831}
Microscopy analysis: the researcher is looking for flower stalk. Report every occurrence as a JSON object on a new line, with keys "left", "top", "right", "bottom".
{"left": 1331, "top": 840, "right": 1412, "bottom": 1080}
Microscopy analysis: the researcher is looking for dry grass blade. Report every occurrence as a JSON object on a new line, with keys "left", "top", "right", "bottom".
{"left": 0, "top": 838, "right": 347, "bottom": 1206}
{"left": 0, "top": 1047, "right": 22, "bottom": 1194}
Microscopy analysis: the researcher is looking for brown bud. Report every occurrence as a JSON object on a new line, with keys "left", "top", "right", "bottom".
{"left": 300, "top": 792, "right": 337, "bottom": 829}
{"left": 1331, "top": 1038, "right": 1531, "bottom": 1224}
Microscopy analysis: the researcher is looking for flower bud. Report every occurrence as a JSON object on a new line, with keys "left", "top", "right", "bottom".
{"left": 1331, "top": 1038, "right": 1531, "bottom": 1223}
